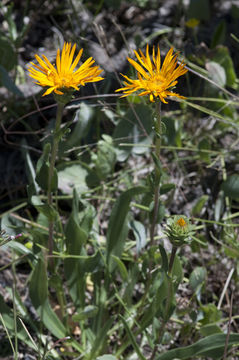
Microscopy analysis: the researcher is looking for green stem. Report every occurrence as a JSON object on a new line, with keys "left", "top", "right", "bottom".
{"left": 149, "top": 100, "right": 162, "bottom": 249}
{"left": 47, "top": 102, "right": 64, "bottom": 261}
{"left": 150, "top": 246, "right": 177, "bottom": 360}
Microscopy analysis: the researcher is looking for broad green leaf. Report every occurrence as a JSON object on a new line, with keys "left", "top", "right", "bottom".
{"left": 212, "top": 46, "right": 237, "bottom": 87}
{"left": 160, "top": 183, "right": 176, "bottom": 195}
{"left": 189, "top": 266, "right": 207, "bottom": 292}
{"left": 200, "top": 303, "right": 221, "bottom": 325}
{"left": 106, "top": 186, "right": 146, "bottom": 265}
{"left": 1, "top": 213, "right": 23, "bottom": 236}
{"left": 59, "top": 102, "right": 94, "bottom": 154}
{"left": 0, "top": 65, "right": 23, "bottom": 96}
{"left": 0, "top": 294, "right": 36, "bottom": 350}
{"left": 192, "top": 195, "right": 209, "bottom": 216}
{"left": 159, "top": 244, "right": 168, "bottom": 273}
{"left": 58, "top": 164, "right": 88, "bottom": 195}
{"left": 64, "top": 212, "right": 87, "bottom": 282}
{"left": 156, "top": 333, "right": 239, "bottom": 359}
{"left": 96, "top": 356, "right": 118, "bottom": 360}
{"left": 89, "top": 317, "right": 115, "bottom": 359}
{"left": 30, "top": 259, "right": 66, "bottom": 338}
{"left": 172, "top": 255, "right": 183, "bottom": 288}
{"left": 35, "top": 142, "right": 58, "bottom": 192}
{"left": 0, "top": 36, "right": 16, "bottom": 71}
{"left": 64, "top": 190, "right": 88, "bottom": 307}
{"left": 72, "top": 305, "right": 98, "bottom": 321}
{"left": 36, "top": 162, "right": 58, "bottom": 192}
{"left": 221, "top": 174, "right": 239, "bottom": 199}
{"left": 206, "top": 61, "right": 226, "bottom": 87}
{"left": 211, "top": 20, "right": 226, "bottom": 48}
{"left": 111, "top": 255, "right": 128, "bottom": 281}
{"left": 37, "top": 299, "right": 66, "bottom": 339}
{"left": 199, "top": 323, "right": 222, "bottom": 336}
{"left": 94, "top": 135, "right": 116, "bottom": 180}
{"left": 113, "top": 104, "right": 153, "bottom": 161}
{"left": 120, "top": 315, "right": 147, "bottom": 360}
{"left": 31, "top": 196, "right": 57, "bottom": 221}
{"left": 29, "top": 257, "right": 48, "bottom": 308}
{"left": 130, "top": 220, "right": 147, "bottom": 254}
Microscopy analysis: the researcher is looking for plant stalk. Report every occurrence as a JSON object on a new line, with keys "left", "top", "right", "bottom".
{"left": 47, "top": 102, "right": 64, "bottom": 262}
{"left": 150, "top": 246, "right": 177, "bottom": 360}
{"left": 149, "top": 100, "right": 162, "bottom": 249}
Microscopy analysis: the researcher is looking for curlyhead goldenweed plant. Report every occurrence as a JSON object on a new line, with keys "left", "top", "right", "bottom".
{"left": 1, "top": 33, "right": 239, "bottom": 360}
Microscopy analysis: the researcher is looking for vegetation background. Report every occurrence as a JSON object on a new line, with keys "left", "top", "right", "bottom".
{"left": 0, "top": 0, "right": 239, "bottom": 359}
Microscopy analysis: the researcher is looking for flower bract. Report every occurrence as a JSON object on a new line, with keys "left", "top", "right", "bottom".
{"left": 28, "top": 42, "right": 104, "bottom": 96}
{"left": 116, "top": 45, "right": 188, "bottom": 103}
{"left": 164, "top": 215, "right": 195, "bottom": 247}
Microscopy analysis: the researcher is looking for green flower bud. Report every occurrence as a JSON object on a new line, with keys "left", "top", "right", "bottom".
{"left": 164, "top": 215, "right": 195, "bottom": 247}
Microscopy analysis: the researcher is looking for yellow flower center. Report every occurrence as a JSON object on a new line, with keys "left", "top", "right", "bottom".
{"left": 176, "top": 218, "right": 186, "bottom": 227}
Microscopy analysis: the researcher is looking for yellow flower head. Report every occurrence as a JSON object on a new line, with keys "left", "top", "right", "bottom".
{"left": 116, "top": 45, "right": 188, "bottom": 103}
{"left": 176, "top": 217, "right": 187, "bottom": 228}
{"left": 185, "top": 18, "right": 200, "bottom": 28}
{"left": 28, "top": 42, "right": 104, "bottom": 96}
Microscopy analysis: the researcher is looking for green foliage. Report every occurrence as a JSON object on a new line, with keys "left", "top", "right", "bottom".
{"left": 1, "top": 1, "right": 239, "bottom": 359}
{"left": 156, "top": 333, "right": 239, "bottom": 359}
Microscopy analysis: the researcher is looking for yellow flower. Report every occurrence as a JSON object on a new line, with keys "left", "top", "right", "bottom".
{"left": 28, "top": 42, "right": 103, "bottom": 96}
{"left": 176, "top": 217, "right": 187, "bottom": 228}
{"left": 116, "top": 45, "right": 188, "bottom": 103}
{"left": 185, "top": 18, "right": 200, "bottom": 28}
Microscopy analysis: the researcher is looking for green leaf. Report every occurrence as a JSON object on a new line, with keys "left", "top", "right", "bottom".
{"left": 0, "top": 65, "right": 23, "bottom": 96}
{"left": 96, "top": 356, "right": 118, "bottom": 360}
{"left": 72, "top": 305, "right": 98, "bottom": 321}
{"left": 29, "top": 258, "right": 66, "bottom": 338}
{"left": 29, "top": 257, "right": 48, "bottom": 309}
{"left": 89, "top": 317, "right": 115, "bottom": 359}
{"left": 113, "top": 104, "right": 153, "bottom": 161}
{"left": 211, "top": 20, "right": 226, "bottom": 48}
{"left": 0, "top": 294, "right": 36, "bottom": 350}
{"left": 120, "top": 315, "right": 147, "bottom": 360}
{"left": 94, "top": 135, "right": 116, "bottom": 180}
{"left": 35, "top": 142, "right": 58, "bottom": 192}
{"left": 31, "top": 196, "right": 57, "bottom": 221}
{"left": 199, "top": 323, "right": 222, "bottom": 336}
{"left": 189, "top": 266, "right": 207, "bottom": 292}
{"left": 159, "top": 244, "right": 168, "bottom": 273}
{"left": 212, "top": 46, "right": 237, "bottom": 87}
{"left": 37, "top": 299, "right": 66, "bottom": 339}
{"left": 36, "top": 162, "right": 58, "bottom": 192}
{"left": 106, "top": 186, "right": 146, "bottom": 266}
{"left": 130, "top": 220, "right": 147, "bottom": 253}
{"left": 64, "top": 190, "right": 88, "bottom": 307}
{"left": 58, "top": 164, "right": 88, "bottom": 195}
{"left": 200, "top": 303, "right": 221, "bottom": 325}
{"left": 111, "top": 255, "right": 128, "bottom": 281}
{"left": 160, "top": 183, "right": 176, "bottom": 195}
{"left": 221, "top": 174, "right": 239, "bottom": 199}
{"left": 206, "top": 61, "right": 226, "bottom": 87}
{"left": 60, "top": 102, "right": 94, "bottom": 153}
{"left": 192, "top": 195, "right": 209, "bottom": 216}
{"left": 214, "top": 190, "right": 225, "bottom": 221}
{"left": 0, "top": 36, "right": 17, "bottom": 71}
{"left": 156, "top": 333, "right": 239, "bottom": 360}
{"left": 172, "top": 255, "right": 183, "bottom": 288}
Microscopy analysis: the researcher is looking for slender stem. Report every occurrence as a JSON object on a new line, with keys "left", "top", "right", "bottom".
{"left": 149, "top": 100, "right": 162, "bottom": 249}
{"left": 168, "top": 246, "right": 177, "bottom": 275}
{"left": 150, "top": 246, "right": 177, "bottom": 360}
{"left": 47, "top": 102, "right": 64, "bottom": 261}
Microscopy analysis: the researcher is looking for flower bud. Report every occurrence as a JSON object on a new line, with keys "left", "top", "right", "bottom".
{"left": 164, "top": 215, "right": 195, "bottom": 247}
